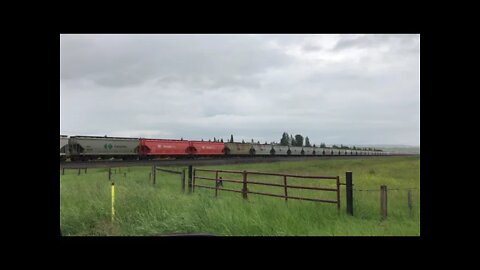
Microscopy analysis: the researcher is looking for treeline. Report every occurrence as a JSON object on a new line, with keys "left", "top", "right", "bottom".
{"left": 279, "top": 132, "right": 381, "bottom": 151}
{"left": 279, "top": 132, "right": 312, "bottom": 147}
{"left": 199, "top": 135, "right": 268, "bottom": 145}
{"left": 198, "top": 133, "right": 382, "bottom": 151}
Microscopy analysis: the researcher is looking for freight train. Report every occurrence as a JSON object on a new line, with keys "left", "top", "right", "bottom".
{"left": 60, "top": 135, "right": 391, "bottom": 162}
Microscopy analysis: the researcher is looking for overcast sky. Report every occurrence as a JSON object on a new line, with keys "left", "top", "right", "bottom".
{"left": 60, "top": 34, "right": 419, "bottom": 146}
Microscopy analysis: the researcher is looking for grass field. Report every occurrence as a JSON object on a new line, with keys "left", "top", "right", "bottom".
{"left": 60, "top": 156, "right": 420, "bottom": 236}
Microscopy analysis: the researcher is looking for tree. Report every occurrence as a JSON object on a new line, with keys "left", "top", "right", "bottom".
{"left": 221, "top": 138, "right": 224, "bottom": 142}
{"left": 294, "top": 134, "right": 304, "bottom": 147}
{"left": 230, "top": 134, "right": 234, "bottom": 143}
{"left": 305, "top": 137, "right": 311, "bottom": 147}
{"left": 290, "top": 135, "right": 294, "bottom": 146}
{"left": 280, "top": 132, "right": 289, "bottom": 146}
{"left": 251, "top": 139, "right": 254, "bottom": 143}
{"left": 320, "top": 143, "right": 326, "bottom": 148}
{"left": 214, "top": 137, "right": 216, "bottom": 142}
{"left": 257, "top": 141, "right": 260, "bottom": 144}
{"left": 180, "top": 137, "right": 183, "bottom": 140}
{"left": 242, "top": 139, "right": 245, "bottom": 144}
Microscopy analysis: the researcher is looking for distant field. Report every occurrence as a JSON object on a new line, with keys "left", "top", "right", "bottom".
{"left": 60, "top": 156, "right": 420, "bottom": 236}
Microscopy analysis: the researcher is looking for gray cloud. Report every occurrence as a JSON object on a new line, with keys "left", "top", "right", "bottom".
{"left": 60, "top": 34, "right": 420, "bottom": 146}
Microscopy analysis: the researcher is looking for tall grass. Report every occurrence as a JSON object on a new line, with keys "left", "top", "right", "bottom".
{"left": 60, "top": 156, "right": 420, "bottom": 236}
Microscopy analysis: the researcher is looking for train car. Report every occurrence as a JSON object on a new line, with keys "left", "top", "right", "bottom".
{"left": 224, "top": 142, "right": 253, "bottom": 156}
{"left": 313, "top": 147, "right": 327, "bottom": 155}
{"left": 271, "top": 145, "right": 289, "bottom": 156}
{"left": 319, "top": 148, "right": 327, "bottom": 155}
{"left": 60, "top": 135, "right": 69, "bottom": 161}
{"left": 139, "top": 139, "right": 190, "bottom": 159}
{"left": 68, "top": 136, "right": 139, "bottom": 161}
{"left": 188, "top": 141, "right": 225, "bottom": 156}
{"left": 251, "top": 143, "right": 273, "bottom": 156}
{"left": 289, "top": 146, "right": 304, "bottom": 156}
{"left": 302, "top": 147, "right": 314, "bottom": 156}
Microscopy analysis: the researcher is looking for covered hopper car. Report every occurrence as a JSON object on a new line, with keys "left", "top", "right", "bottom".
{"left": 68, "top": 136, "right": 140, "bottom": 161}
{"left": 60, "top": 135, "right": 69, "bottom": 161}
{"left": 139, "top": 139, "right": 190, "bottom": 159}
{"left": 188, "top": 141, "right": 225, "bottom": 156}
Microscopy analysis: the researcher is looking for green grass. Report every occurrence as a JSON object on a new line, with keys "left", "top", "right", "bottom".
{"left": 60, "top": 156, "right": 420, "bottom": 236}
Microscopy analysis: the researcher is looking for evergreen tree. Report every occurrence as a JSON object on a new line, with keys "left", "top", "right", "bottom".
{"left": 251, "top": 139, "right": 254, "bottom": 143}
{"left": 220, "top": 138, "right": 223, "bottom": 143}
{"left": 280, "top": 132, "right": 289, "bottom": 146}
{"left": 214, "top": 137, "right": 216, "bottom": 142}
{"left": 242, "top": 139, "right": 245, "bottom": 144}
{"left": 230, "top": 134, "right": 234, "bottom": 143}
{"left": 294, "top": 134, "right": 304, "bottom": 147}
{"left": 290, "top": 135, "right": 294, "bottom": 146}
{"left": 320, "top": 143, "right": 326, "bottom": 148}
{"left": 305, "top": 137, "right": 311, "bottom": 147}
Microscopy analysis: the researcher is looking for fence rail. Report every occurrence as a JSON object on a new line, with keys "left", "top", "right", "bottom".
{"left": 193, "top": 168, "right": 340, "bottom": 209}
{"left": 156, "top": 168, "right": 183, "bottom": 175}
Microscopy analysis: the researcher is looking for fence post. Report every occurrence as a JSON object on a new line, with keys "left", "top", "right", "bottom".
{"left": 188, "top": 165, "right": 193, "bottom": 193}
{"left": 346, "top": 171, "right": 353, "bottom": 216}
{"left": 283, "top": 176, "right": 288, "bottom": 202}
{"left": 215, "top": 171, "right": 219, "bottom": 198}
{"left": 111, "top": 182, "right": 115, "bottom": 222}
{"left": 192, "top": 167, "right": 196, "bottom": 192}
{"left": 242, "top": 171, "right": 248, "bottom": 200}
{"left": 181, "top": 169, "right": 186, "bottom": 193}
{"left": 153, "top": 165, "right": 157, "bottom": 185}
{"left": 336, "top": 176, "right": 340, "bottom": 211}
{"left": 380, "top": 185, "right": 388, "bottom": 220}
{"left": 408, "top": 189, "right": 413, "bottom": 216}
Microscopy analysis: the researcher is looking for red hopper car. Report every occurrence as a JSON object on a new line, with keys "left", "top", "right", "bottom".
{"left": 139, "top": 139, "right": 190, "bottom": 158}
{"left": 187, "top": 141, "right": 225, "bottom": 156}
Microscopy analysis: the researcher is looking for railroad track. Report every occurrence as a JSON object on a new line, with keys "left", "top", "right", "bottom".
{"left": 59, "top": 155, "right": 410, "bottom": 169}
